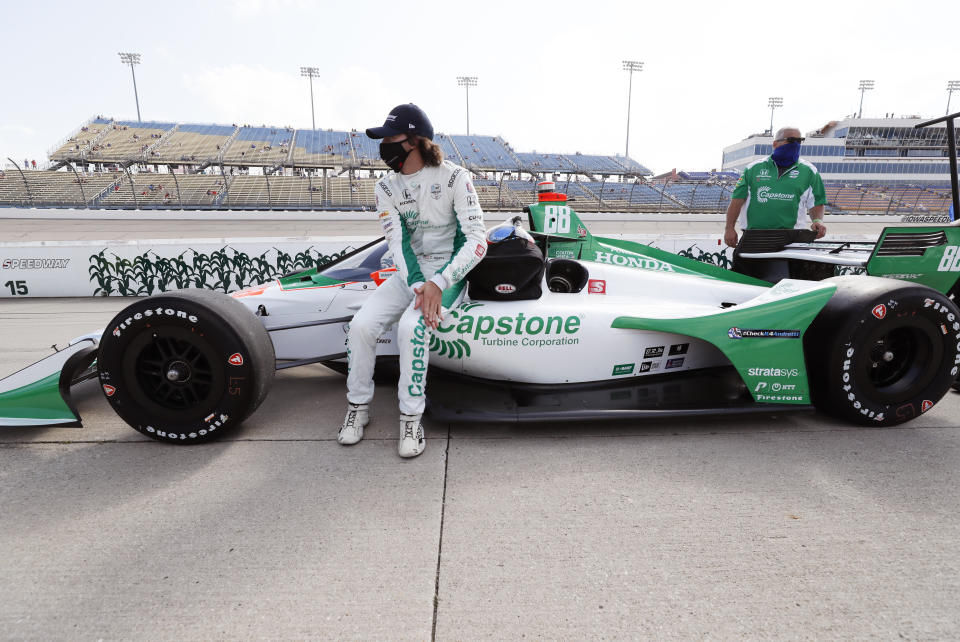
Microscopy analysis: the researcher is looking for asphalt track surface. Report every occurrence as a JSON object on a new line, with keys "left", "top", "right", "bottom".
{"left": 2, "top": 215, "right": 960, "bottom": 639}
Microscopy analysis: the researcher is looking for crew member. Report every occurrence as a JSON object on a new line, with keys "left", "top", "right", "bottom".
{"left": 724, "top": 127, "right": 827, "bottom": 272}
{"left": 338, "top": 104, "right": 487, "bottom": 458}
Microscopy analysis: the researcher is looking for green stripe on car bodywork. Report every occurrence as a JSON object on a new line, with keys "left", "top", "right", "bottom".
{"left": 277, "top": 273, "right": 345, "bottom": 290}
{"left": 526, "top": 199, "right": 769, "bottom": 287}
{"left": 0, "top": 372, "right": 78, "bottom": 423}
{"left": 591, "top": 236, "right": 770, "bottom": 286}
{"left": 612, "top": 285, "right": 836, "bottom": 404}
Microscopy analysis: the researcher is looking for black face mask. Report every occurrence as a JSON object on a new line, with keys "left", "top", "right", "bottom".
{"left": 379, "top": 139, "right": 411, "bottom": 172}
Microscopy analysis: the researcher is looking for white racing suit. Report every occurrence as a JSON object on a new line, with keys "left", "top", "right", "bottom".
{"left": 346, "top": 160, "right": 487, "bottom": 415}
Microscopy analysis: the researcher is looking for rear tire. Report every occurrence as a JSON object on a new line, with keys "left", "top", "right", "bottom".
{"left": 805, "top": 277, "right": 960, "bottom": 426}
{"left": 97, "top": 289, "right": 275, "bottom": 443}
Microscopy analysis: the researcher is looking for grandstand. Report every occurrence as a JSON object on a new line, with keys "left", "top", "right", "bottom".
{"left": 221, "top": 127, "right": 293, "bottom": 166}
{"left": 2, "top": 114, "right": 953, "bottom": 215}
{"left": 722, "top": 116, "right": 959, "bottom": 183}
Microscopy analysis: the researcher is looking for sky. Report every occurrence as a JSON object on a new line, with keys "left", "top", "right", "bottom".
{"left": 1, "top": 0, "right": 957, "bottom": 174}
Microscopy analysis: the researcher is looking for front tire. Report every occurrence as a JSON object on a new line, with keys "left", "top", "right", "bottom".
{"left": 98, "top": 289, "right": 275, "bottom": 443}
{"left": 805, "top": 277, "right": 960, "bottom": 426}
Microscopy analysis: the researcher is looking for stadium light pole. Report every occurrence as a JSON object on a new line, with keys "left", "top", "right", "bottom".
{"left": 768, "top": 97, "right": 783, "bottom": 136}
{"left": 858, "top": 79, "right": 874, "bottom": 119}
{"left": 300, "top": 66, "right": 320, "bottom": 131}
{"left": 457, "top": 76, "right": 477, "bottom": 135}
{"left": 118, "top": 52, "right": 142, "bottom": 122}
{"left": 947, "top": 81, "right": 960, "bottom": 116}
{"left": 622, "top": 60, "right": 643, "bottom": 159}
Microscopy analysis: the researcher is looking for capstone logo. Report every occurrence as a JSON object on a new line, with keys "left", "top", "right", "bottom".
{"left": 438, "top": 307, "right": 581, "bottom": 339}
{"left": 112, "top": 307, "right": 199, "bottom": 338}
{"left": 594, "top": 251, "right": 676, "bottom": 272}
{"left": 436, "top": 304, "right": 581, "bottom": 349}
{"left": 408, "top": 320, "right": 428, "bottom": 397}
{"left": 755, "top": 186, "right": 795, "bottom": 203}
{"left": 2, "top": 258, "right": 70, "bottom": 269}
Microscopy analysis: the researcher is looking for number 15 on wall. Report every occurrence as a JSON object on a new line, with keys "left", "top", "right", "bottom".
{"left": 4, "top": 280, "right": 28, "bottom": 295}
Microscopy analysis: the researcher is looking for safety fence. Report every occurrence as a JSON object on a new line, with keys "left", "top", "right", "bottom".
{"left": 0, "top": 168, "right": 953, "bottom": 215}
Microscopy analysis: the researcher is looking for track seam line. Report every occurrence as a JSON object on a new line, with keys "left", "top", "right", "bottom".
{"left": 1, "top": 425, "right": 955, "bottom": 446}
{"left": 431, "top": 423, "right": 452, "bottom": 642}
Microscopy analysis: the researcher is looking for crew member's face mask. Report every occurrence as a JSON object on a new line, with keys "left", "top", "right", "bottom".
{"left": 379, "top": 138, "right": 411, "bottom": 171}
{"left": 771, "top": 141, "right": 801, "bottom": 167}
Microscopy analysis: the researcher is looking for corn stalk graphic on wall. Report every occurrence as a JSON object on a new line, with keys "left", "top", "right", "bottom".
{"left": 88, "top": 246, "right": 353, "bottom": 296}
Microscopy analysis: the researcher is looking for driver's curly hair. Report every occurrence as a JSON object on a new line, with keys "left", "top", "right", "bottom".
{"left": 414, "top": 135, "right": 444, "bottom": 167}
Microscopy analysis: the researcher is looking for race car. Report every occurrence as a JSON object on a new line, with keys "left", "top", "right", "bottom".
{"left": 3, "top": 186, "right": 960, "bottom": 442}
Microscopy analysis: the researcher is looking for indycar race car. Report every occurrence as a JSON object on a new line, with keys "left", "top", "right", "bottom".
{"left": 3, "top": 187, "right": 960, "bottom": 443}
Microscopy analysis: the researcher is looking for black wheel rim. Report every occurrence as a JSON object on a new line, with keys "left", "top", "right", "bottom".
{"left": 119, "top": 326, "right": 224, "bottom": 420}
{"left": 135, "top": 335, "right": 214, "bottom": 409}
{"left": 858, "top": 320, "right": 941, "bottom": 403}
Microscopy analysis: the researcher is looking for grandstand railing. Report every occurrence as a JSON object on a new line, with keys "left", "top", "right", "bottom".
{"left": 0, "top": 170, "right": 954, "bottom": 215}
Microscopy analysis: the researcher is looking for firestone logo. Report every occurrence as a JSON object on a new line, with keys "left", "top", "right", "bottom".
{"left": 112, "top": 308, "right": 199, "bottom": 338}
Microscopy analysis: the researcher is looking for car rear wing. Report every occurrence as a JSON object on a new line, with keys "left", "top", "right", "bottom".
{"left": 740, "top": 225, "right": 960, "bottom": 295}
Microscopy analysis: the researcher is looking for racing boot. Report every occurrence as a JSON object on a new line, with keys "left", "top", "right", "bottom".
{"left": 398, "top": 414, "right": 426, "bottom": 458}
{"left": 338, "top": 403, "right": 369, "bottom": 445}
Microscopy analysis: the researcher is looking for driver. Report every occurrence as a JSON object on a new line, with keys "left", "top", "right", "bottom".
{"left": 338, "top": 103, "right": 487, "bottom": 458}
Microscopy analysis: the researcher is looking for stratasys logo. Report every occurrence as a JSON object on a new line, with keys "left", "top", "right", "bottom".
{"left": 747, "top": 367, "right": 800, "bottom": 377}
{"left": 756, "top": 186, "right": 795, "bottom": 203}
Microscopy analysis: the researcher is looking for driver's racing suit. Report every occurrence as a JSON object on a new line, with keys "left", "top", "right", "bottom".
{"left": 346, "top": 160, "right": 487, "bottom": 415}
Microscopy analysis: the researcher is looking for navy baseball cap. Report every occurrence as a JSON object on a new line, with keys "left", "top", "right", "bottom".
{"left": 366, "top": 103, "right": 434, "bottom": 140}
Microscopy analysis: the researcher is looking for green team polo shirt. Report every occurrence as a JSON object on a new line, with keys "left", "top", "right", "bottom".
{"left": 731, "top": 157, "right": 827, "bottom": 229}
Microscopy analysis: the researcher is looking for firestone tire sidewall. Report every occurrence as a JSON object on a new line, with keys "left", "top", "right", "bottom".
{"left": 98, "top": 297, "right": 258, "bottom": 443}
{"left": 817, "top": 290, "right": 960, "bottom": 426}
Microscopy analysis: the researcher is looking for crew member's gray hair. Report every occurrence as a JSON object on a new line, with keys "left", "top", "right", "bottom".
{"left": 774, "top": 126, "right": 801, "bottom": 141}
